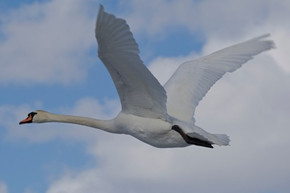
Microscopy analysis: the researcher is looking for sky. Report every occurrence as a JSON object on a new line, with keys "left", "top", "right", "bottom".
{"left": 0, "top": 0, "right": 290, "bottom": 192}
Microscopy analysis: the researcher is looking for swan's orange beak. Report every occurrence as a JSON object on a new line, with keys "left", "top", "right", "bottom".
{"left": 19, "top": 114, "right": 33, "bottom": 125}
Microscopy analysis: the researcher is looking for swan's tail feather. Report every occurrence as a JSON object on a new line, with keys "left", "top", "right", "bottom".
{"left": 181, "top": 125, "right": 230, "bottom": 147}
{"left": 187, "top": 126, "right": 230, "bottom": 146}
{"left": 211, "top": 134, "right": 230, "bottom": 146}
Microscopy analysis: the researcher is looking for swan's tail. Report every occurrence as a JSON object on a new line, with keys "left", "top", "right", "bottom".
{"left": 187, "top": 125, "right": 231, "bottom": 146}
{"left": 211, "top": 134, "right": 230, "bottom": 146}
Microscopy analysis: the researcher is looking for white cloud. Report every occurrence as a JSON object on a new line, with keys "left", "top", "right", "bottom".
{"left": 0, "top": 0, "right": 98, "bottom": 85}
{"left": 46, "top": 169, "right": 114, "bottom": 193}
{"left": 0, "top": 182, "right": 8, "bottom": 193}
{"left": 270, "top": 30, "right": 290, "bottom": 73}
{"left": 148, "top": 53, "right": 197, "bottom": 85}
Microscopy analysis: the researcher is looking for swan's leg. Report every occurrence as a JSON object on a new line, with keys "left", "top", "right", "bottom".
{"left": 172, "top": 125, "right": 213, "bottom": 148}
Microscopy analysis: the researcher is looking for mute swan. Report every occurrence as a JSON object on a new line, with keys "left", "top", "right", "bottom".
{"left": 19, "top": 5, "right": 274, "bottom": 148}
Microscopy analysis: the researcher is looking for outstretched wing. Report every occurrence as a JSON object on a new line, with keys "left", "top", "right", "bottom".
{"left": 165, "top": 35, "right": 274, "bottom": 122}
{"left": 95, "top": 5, "right": 167, "bottom": 119}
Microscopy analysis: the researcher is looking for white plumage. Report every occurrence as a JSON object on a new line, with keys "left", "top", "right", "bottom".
{"left": 19, "top": 5, "right": 274, "bottom": 148}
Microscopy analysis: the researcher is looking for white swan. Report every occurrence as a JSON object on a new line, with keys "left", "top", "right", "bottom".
{"left": 19, "top": 5, "right": 274, "bottom": 148}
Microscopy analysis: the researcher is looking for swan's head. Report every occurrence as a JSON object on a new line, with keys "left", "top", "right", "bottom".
{"left": 19, "top": 110, "right": 50, "bottom": 124}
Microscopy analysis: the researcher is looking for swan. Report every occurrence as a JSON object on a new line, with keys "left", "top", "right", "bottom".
{"left": 19, "top": 5, "right": 274, "bottom": 148}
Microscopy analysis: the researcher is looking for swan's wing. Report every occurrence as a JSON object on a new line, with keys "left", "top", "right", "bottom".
{"left": 165, "top": 35, "right": 274, "bottom": 122}
{"left": 95, "top": 5, "right": 167, "bottom": 119}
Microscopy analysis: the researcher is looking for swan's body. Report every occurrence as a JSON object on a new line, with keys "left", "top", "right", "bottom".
{"left": 19, "top": 5, "right": 274, "bottom": 148}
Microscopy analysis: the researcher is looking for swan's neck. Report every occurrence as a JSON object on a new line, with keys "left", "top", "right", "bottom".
{"left": 43, "top": 112, "right": 119, "bottom": 133}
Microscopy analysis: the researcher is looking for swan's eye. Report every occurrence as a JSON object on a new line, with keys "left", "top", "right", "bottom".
{"left": 28, "top": 112, "right": 37, "bottom": 117}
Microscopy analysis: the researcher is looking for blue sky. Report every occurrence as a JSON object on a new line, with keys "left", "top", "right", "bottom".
{"left": 1, "top": 0, "right": 290, "bottom": 193}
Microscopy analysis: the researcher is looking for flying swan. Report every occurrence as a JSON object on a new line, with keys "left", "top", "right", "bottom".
{"left": 19, "top": 5, "right": 274, "bottom": 148}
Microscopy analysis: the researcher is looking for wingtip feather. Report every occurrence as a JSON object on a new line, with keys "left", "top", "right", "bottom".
{"left": 99, "top": 4, "right": 104, "bottom": 12}
{"left": 251, "top": 33, "right": 276, "bottom": 50}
